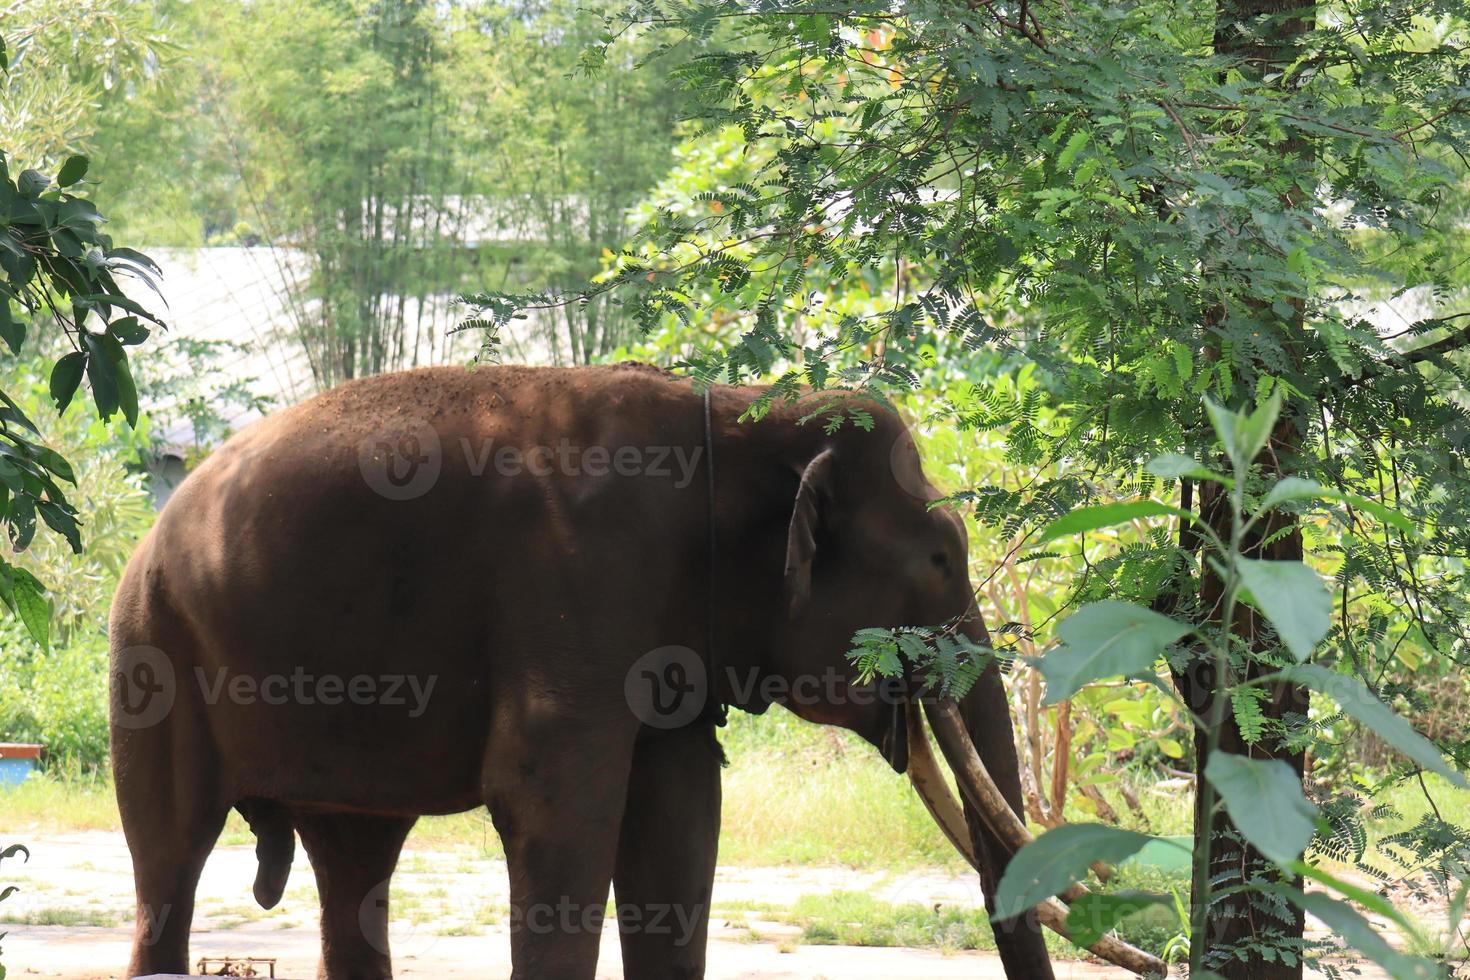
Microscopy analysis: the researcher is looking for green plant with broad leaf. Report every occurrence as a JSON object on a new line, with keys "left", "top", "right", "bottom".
{"left": 0, "top": 842, "right": 27, "bottom": 979}
{"left": 884, "top": 389, "right": 1461, "bottom": 978}
{"left": 0, "top": 144, "right": 161, "bottom": 648}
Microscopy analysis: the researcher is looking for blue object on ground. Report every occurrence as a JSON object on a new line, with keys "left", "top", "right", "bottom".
{"left": 0, "top": 744, "right": 42, "bottom": 787}
{"left": 0, "top": 756, "right": 35, "bottom": 787}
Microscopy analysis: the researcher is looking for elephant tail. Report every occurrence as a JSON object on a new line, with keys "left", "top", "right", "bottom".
{"left": 235, "top": 798, "right": 294, "bottom": 909}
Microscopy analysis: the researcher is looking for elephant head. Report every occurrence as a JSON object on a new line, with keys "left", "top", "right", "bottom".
{"left": 737, "top": 399, "right": 1163, "bottom": 978}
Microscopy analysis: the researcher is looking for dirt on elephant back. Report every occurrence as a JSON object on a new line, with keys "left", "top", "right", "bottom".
{"left": 2, "top": 832, "right": 1143, "bottom": 979}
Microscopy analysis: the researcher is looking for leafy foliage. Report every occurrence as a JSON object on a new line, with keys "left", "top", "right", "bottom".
{"left": 0, "top": 147, "right": 160, "bottom": 646}
{"left": 0, "top": 1, "right": 173, "bottom": 168}
{"left": 1204, "top": 752, "right": 1318, "bottom": 866}
{"left": 0, "top": 841, "right": 28, "bottom": 979}
{"left": 992, "top": 822, "right": 1159, "bottom": 919}
{"left": 982, "top": 399, "right": 1459, "bottom": 975}
{"left": 481, "top": 0, "right": 1470, "bottom": 969}
{"left": 1035, "top": 600, "right": 1192, "bottom": 704}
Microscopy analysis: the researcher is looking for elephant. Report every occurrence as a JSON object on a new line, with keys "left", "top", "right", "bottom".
{"left": 108, "top": 362, "right": 1061, "bottom": 980}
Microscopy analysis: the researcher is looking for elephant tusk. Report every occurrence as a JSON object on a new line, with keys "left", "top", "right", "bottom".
{"left": 910, "top": 701, "right": 1085, "bottom": 903}
{"left": 923, "top": 698, "right": 1043, "bottom": 853}
{"left": 904, "top": 700, "right": 982, "bottom": 872}
{"left": 924, "top": 699, "right": 1165, "bottom": 977}
{"left": 925, "top": 698, "right": 1112, "bottom": 884}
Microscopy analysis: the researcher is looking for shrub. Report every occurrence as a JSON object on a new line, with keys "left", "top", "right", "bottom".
{"left": 0, "top": 360, "right": 155, "bottom": 772}
{"left": 0, "top": 623, "right": 110, "bottom": 772}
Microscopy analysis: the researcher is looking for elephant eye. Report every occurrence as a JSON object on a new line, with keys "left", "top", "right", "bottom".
{"left": 930, "top": 551, "right": 951, "bottom": 577}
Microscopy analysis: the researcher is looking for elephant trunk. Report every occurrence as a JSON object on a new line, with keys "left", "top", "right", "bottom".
{"left": 905, "top": 611, "right": 1166, "bottom": 978}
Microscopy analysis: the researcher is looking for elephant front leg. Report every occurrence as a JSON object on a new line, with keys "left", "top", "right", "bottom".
{"left": 294, "top": 811, "right": 417, "bottom": 980}
{"left": 613, "top": 722, "right": 722, "bottom": 979}
{"left": 485, "top": 714, "right": 639, "bottom": 980}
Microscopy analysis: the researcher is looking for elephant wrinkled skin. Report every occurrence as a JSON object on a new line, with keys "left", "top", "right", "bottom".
{"left": 109, "top": 364, "right": 1054, "bottom": 980}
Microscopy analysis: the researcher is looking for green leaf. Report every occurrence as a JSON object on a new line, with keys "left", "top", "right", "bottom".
{"left": 10, "top": 567, "right": 49, "bottom": 652}
{"left": 1257, "top": 476, "right": 1414, "bottom": 533}
{"left": 1204, "top": 752, "right": 1317, "bottom": 865}
{"left": 80, "top": 330, "right": 135, "bottom": 423}
{"left": 1257, "top": 475, "right": 1330, "bottom": 512}
{"left": 1205, "top": 388, "right": 1280, "bottom": 470}
{"left": 78, "top": 293, "right": 165, "bottom": 325}
{"left": 55, "top": 155, "right": 89, "bottom": 188}
{"left": 1038, "top": 600, "right": 1192, "bottom": 704}
{"left": 30, "top": 445, "right": 75, "bottom": 484}
{"left": 1035, "top": 500, "right": 1189, "bottom": 545}
{"left": 8, "top": 497, "right": 35, "bottom": 551}
{"left": 16, "top": 170, "right": 49, "bottom": 197}
{"left": 994, "top": 824, "right": 1161, "bottom": 919}
{"left": 1235, "top": 557, "right": 1330, "bottom": 661}
{"left": 1287, "top": 860, "right": 1419, "bottom": 937}
{"left": 105, "top": 246, "right": 162, "bottom": 277}
{"left": 1145, "top": 453, "right": 1231, "bottom": 485}
{"left": 49, "top": 351, "right": 86, "bottom": 413}
{"left": 0, "top": 302, "right": 23, "bottom": 355}
{"left": 1065, "top": 891, "right": 1170, "bottom": 947}
{"left": 108, "top": 316, "right": 150, "bottom": 346}
{"left": 1262, "top": 887, "right": 1439, "bottom": 979}
{"left": 37, "top": 501, "right": 81, "bottom": 554}
{"left": 1056, "top": 129, "right": 1091, "bottom": 170}
{"left": 1282, "top": 664, "right": 1467, "bottom": 788}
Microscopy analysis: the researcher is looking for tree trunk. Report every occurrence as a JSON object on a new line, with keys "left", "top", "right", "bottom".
{"left": 1177, "top": 3, "right": 1316, "bottom": 976}
{"left": 1178, "top": 473, "right": 1309, "bottom": 979}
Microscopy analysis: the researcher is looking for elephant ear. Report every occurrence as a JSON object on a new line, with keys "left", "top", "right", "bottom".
{"left": 784, "top": 448, "right": 835, "bottom": 617}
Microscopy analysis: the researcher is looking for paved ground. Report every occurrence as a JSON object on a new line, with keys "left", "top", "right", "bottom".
{"left": 2, "top": 833, "right": 1131, "bottom": 979}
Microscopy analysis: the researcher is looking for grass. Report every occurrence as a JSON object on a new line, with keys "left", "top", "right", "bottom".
{"left": 718, "top": 709, "right": 967, "bottom": 869}
{"left": 0, "top": 905, "right": 125, "bottom": 927}
{"left": 1, "top": 772, "right": 130, "bottom": 833}
{"left": 762, "top": 863, "right": 1189, "bottom": 960}
{"left": 787, "top": 889, "right": 994, "bottom": 951}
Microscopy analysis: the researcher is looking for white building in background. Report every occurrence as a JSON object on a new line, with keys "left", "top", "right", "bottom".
{"left": 131, "top": 239, "right": 1458, "bottom": 505}
{"left": 131, "top": 245, "right": 552, "bottom": 503}
{"left": 138, "top": 247, "right": 316, "bottom": 446}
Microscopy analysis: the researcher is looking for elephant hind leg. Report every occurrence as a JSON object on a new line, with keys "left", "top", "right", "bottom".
{"left": 114, "top": 723, "right": 228, "bottom": 977}
{"left": 294, "top": 811, "right": 417, "bottom": 980}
